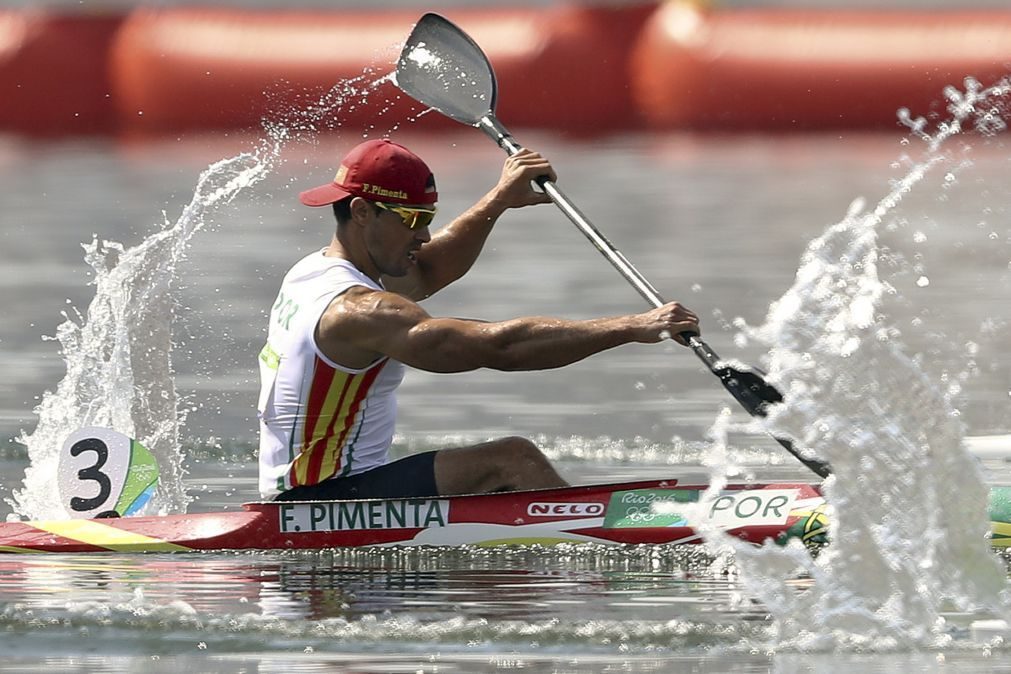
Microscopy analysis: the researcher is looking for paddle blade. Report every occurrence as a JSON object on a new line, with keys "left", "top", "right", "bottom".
{"left": 713, "top": 364, "right": 783, "bottom": 417}
{"left": 714, "top": 365, "right": 832, "bottom": 478}
{"left": 396, "top": 13, "right": 497, "bottom": 126}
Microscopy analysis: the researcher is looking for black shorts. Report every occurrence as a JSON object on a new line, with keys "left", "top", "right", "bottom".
{"left": 273, "top": 451, "right": 438, "bottom": 502}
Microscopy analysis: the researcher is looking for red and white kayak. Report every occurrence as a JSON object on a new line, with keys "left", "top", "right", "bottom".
{"left": 8, "top": 430, "right": 1006, "bottom": 554}
{"left": 0, "top": 479, "right": 829, "bottom": 554}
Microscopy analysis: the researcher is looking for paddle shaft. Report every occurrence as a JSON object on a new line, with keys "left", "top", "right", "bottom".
{"left": 478, "top": 115, "right": 832, "bottom": 479}
{"left": 395, "top": 13, "right": 829, "bottom": 477}
{"left": 478, "top": 115, "right": 718, "bottom": 367}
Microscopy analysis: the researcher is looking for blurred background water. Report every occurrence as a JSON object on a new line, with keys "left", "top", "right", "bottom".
{"left": 2, "top": 113, "right": 1009, "bottom": 668}
{"left": 2, "top": 128, "right": 1007, "bottom": 453}
{"left": 1, "top": 0, "right": 1011, "bottom": 670}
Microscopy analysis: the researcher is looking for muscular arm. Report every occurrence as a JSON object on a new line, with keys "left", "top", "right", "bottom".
{"left": 383, "top": 149, "right": 556, "bottom": 301}
{"left": 387, "top": 192, "right": 508, "bottom": 301}
{"left": 317, "top": 287, "right": 700, "bottom": 373}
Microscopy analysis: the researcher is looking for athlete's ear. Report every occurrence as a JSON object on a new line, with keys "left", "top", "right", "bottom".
{"left": 349, "top": 197, "right": 375, "bottom": 225}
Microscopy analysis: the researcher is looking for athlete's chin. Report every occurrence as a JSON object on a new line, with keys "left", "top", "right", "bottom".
{"left": 382, "top": 266, "right": 411, "bottom": 278}
{"left": 381, "top": 253, "right": 418, "bottom": 277}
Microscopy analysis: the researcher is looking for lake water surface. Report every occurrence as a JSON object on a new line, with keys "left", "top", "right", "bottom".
{"left": 1, "top": 87, "right": 1010, "bottom": 670}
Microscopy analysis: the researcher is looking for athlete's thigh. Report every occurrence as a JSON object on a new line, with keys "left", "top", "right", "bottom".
{"left": 432, "top": 438, "right": 522, "bottom": 495}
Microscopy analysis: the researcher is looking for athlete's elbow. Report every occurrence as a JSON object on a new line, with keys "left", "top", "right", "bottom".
{"left": 412, "top": 324, "right": 536, "bottom": 372}
{"left": 438, "top": 344, "right": 523, "bottom": 372}
{"left": 425, "top": 344, "right": 537, "bottom": 372}
{"left": 484, "top": 340, "right": 546, "bottom": 371}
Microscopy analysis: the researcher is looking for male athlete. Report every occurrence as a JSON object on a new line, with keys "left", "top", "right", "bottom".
{"left": 258, "top": 139, "right": 700, "bottom": 501}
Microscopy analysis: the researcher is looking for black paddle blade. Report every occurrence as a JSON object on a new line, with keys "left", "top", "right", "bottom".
{"left": 396, "top": 13, "right": 497, "bottom": 126}
{"left": 714, "top": 364, "right": 832, "bottom": 478}
{"left": 713, "top": 364, "right": 783, "bottom": 417}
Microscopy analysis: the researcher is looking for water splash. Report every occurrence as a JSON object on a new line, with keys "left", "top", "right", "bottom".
{"left": 7, "top": 54, "right": 417, "bottom": 521}
{"left": 10, "top": 142, "right": 278, "bottom": 520}
{"left": 699, "top": 77, "right": 1011, "bottom": 649}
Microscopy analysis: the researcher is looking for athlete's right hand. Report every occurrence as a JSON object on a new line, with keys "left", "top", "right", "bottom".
{"left": 488, "top": 148, "right": 556, "bottom": 209}
{"left": 633, "top": 301, "right": 700, "bottom": 346}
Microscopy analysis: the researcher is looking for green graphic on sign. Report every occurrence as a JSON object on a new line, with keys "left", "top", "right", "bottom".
{"left": 604, "top": 488, "right": 801, "bottom": 530}
{"left": 115, "top": 439, "right": 159, "bottom": 516}
{"left": 603, "top": 489, "right": 700, "bottom": 529}
{"left": 988, "top": 486, "right": 1011, "bottom": 547}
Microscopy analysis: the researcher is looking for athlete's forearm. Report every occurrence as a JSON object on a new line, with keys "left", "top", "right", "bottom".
{"left": 329, "top": 289, "right": 698, "bottom": 374}
{"left": 411, "top": 191, "right": 508, "bottom": 297}
{"left": 478, "top": 315, "right": 642, "bottom": 371}
{"left": 410, "top": 150, "right": 553, "bottom": 299}
{"left": 407, "top": 314, "right": 644, "bottom": 373}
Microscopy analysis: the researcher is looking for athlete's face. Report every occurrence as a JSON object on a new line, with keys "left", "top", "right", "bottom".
{"left": 359, "top": 199, "right": 433, "bottom": 278}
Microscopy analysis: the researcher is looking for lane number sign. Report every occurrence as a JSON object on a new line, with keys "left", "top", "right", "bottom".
{"left": 57, "top": 427, "right": 160, "bottom": 519}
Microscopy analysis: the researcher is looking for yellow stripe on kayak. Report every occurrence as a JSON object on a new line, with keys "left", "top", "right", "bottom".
{"left": 990, "top": 521, "right": 1011, "bottom": 548}
{"left": 30, "top": 520, "right": 192, "bottom": 552}
{"left": 0, "top": 545, "right": 39, "bottom": 553}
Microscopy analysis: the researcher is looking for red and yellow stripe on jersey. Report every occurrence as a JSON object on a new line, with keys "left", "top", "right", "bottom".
{"left": 258, "top": 254, "right": 404, "bottom": 499}
{"left": 288, "top": 356, "right": 388, "bottom": 488}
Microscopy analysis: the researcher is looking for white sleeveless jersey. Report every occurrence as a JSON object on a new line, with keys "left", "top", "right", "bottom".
{"left": 257, "top": 251, "right": 405, "bottom": 498}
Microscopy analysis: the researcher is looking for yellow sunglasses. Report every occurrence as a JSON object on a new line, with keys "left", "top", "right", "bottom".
{"left": 373, "top": 200, "right": 437, "bottom": 230}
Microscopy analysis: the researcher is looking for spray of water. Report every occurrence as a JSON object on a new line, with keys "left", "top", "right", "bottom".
{"left": 9, "top": 144, "right": 277, "bottom": 519}
{"left": 696, "top": 77, "right": 1011, "bottom": 649}
{"left": 7, "top": 62, "right": 410, "bottom": 520}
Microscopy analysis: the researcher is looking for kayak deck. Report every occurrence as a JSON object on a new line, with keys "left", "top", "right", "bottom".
{"left": 0, "top": 479, "right": 829, "bottom": 554}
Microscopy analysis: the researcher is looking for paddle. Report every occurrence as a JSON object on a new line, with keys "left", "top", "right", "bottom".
{"left": 394, "top": 13, "right": 831, "bottom": 479}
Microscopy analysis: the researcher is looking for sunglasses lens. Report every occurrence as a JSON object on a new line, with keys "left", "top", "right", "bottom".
{"left": 407, "top": 209, "right": 436, "bottom": 230}
{"left": 375, "top": 201, "right": 436, "bottom": 229}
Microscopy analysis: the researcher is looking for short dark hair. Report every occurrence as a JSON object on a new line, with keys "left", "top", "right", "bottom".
{"left": 332, "top": 195, "right": 355, "bottom": 225}
{"left": 333, "top": 195, "right": 385, "bottom": 226}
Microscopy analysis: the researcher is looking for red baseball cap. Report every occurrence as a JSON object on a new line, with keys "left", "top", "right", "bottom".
{"left": 299, "top": 139, "right": 438, "bottom": 207}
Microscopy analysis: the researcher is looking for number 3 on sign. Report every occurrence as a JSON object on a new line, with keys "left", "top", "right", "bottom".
{"left": 57, "top": 427, "right": 160, "bottom": 519}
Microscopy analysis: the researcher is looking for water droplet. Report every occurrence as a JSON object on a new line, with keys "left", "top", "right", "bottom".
{"left": 916, "top": 276, "right": 930, "bottom": 287}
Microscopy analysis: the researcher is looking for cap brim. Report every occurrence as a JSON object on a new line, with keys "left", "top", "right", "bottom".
{"left": 299, "top": 182, "right": 353, "bottom": 207}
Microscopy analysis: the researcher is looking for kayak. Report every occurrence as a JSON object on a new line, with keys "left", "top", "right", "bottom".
{"left": 0, "top": 479, "right": 832, "bottom": 554}
{"left": 15, "top": 422, "right": 1011, "bottom": 554}
{"left": 5, "top": 478, "right": 1011, "bottom": 554}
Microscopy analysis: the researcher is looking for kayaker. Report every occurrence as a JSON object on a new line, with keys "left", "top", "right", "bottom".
{"left": 259, "top": 139, "right": 700, "bottom": 501}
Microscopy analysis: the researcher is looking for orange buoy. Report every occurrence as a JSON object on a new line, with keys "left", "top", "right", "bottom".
{"left": 109, "top": 5, "right": 657, "bottom": 137}
{"left": 631, "top": 2, "right": 1011, "bottom": 130}
{"left": 0, "top": 10, "right": 121, "bottom": 136}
